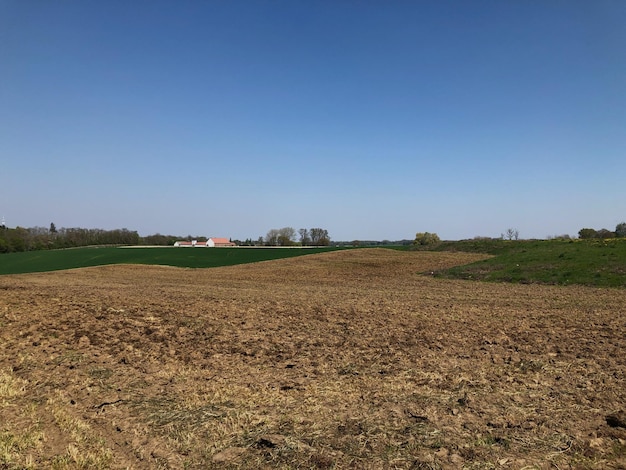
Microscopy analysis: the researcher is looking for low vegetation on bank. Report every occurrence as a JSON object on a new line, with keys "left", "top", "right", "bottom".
{"left": 409, "top": 238, "right": 626, "bottom": 288}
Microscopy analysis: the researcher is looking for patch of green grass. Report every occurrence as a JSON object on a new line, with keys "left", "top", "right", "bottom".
{"left": 0, "top": 247, "right": 341, "bottom": 275}
{"left": 433, "top": 238, "right": 626, "bottom": 288}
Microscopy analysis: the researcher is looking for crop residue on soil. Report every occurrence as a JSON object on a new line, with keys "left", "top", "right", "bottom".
{"left": 1, "top": 248, "right": 625, "bottom": 468}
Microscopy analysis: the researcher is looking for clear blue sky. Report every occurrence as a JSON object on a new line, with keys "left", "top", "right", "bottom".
{"left": 2, "top": 1, "right": 625, "bottom": 241}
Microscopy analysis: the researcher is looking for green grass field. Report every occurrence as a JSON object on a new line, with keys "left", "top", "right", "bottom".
{"left": 3, "top": 240, "right": 625, "bottom": 288}
{"left": 0, "top": 246, "right": 339, "bottom": 275}
{"left": 429, "top": 238, "right": 626, "bottom": 288}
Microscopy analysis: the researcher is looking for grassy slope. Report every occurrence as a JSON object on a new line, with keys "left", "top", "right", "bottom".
{"left": 0, "top": 247, "right": 340, "bottom": 275}
{"left": 423, "top": 238, "right": 626, "bottom": 288}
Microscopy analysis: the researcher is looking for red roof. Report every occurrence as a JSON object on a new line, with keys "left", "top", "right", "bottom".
{"left": 210, "top": 238, "right": 232, "bottom": 244}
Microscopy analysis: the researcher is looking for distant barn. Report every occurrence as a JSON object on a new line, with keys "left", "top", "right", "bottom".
{"left": 173, "top": 238, "right": 235, "bottom": 247}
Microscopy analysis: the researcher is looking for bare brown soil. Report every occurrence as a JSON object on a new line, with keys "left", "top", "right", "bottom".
{"left": 1, "top": 248, "right": 625, "bottom": 469}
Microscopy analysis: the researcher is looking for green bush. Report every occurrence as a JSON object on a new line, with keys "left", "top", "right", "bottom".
{"left": 413, "top": 232, "right": 441, "bottom": 246}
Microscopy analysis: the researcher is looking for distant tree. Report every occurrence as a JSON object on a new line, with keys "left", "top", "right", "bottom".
{"left": 265, "top": 227, "right": 296, "bottom": 246}
{"left": 141, "top": 233, "right": 178, "bottom": 246}
{"left": 578, "top": 228, "right": 598, "bottom": 239}
{"left": 265, "top": 229, "right": 280, "bottom": 246}
{"left": 27, "top": 226, "right": 52, "bottom": 250}
{"left": 413, "top": 232, "right": 441, "bottom": 246}
{"left": 547, "top": 234, "right": 572, "bottom": 241}
{"left": 298, "top": 228, "right": 310, "bottom": 246}
{"left": 8, "top": 227, "right": 28, "bottom": 252}
{"left": 502, "top": 228, "right": 520, "bottom": 240}
{"left": 277, "top": 227, "right": 296, "bottom": 246}
{"left": 309, "top": 228, "right": 330, "bottom": 246}
{"left": 615, "top": 222, "right": 626, "bottom": 238}
{"left": 597, "top": 228, "right": 615, "bottom": 239}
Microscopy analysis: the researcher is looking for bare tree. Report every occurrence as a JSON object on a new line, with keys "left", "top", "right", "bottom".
{"left": 502, "top": 228, "right": 520, "bottom": 240}
{"left": 298, "top": 228, "right": 310, "bottom": 246}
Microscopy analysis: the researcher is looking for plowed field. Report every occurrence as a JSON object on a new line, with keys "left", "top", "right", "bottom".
{"left": 1, "top": 249, "right": 625, "bottom": 469}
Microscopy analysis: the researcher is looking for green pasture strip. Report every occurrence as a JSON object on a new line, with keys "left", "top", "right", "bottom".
{"left": 432, "top": 238, "right": 626, "bottom": 288}
{"left": 0, "top": 247, "right": 340, "bottom": 275}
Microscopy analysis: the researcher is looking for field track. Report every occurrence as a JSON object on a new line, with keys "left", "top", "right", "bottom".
{"left": 1, "top": 249, "right": 625, "bottom": 468}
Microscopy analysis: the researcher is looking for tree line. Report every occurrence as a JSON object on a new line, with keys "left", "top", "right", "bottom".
{"left": 0, "top": 223, "right": 141, "bottom": 253}
{"left": 5, "top": 219, "right": 621, "bottom": 254}
{"left": 263, "top": 227, "right": 330, "bottom": 246}
{"left": 578, "top": 222, "right": 626, "bottom": 240}
{"left": 0, "top": 222, "right": 332, "bottom": 253}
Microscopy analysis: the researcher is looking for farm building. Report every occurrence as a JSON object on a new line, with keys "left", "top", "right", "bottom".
{"left": 173, "top": 240, "right": 209, "bottom": 247}
{"left": 173, "top": 238, "right": 235, "bottom": 247}
{"left": 209, "top": 237, "right": 236, "bottom": 247}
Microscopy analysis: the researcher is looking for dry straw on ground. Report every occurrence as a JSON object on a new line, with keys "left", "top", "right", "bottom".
{"left": 1, "top": 248, "right": 625, "bottom": 469}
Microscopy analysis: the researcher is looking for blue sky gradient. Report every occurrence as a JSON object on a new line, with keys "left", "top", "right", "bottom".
{"left": 2, "top": 1, "right": 625, "bottom": 241}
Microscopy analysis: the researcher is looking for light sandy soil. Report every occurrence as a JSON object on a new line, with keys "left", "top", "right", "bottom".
{"left": 1, "top": 248, "right": 625, "bottom": 469}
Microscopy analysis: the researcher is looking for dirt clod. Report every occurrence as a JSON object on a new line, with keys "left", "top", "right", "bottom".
{"left": 256, "top": 434, "right": 287, "bottom": 448}
{"left": 606, "top": 411, "right": 626, "bottom": 429}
